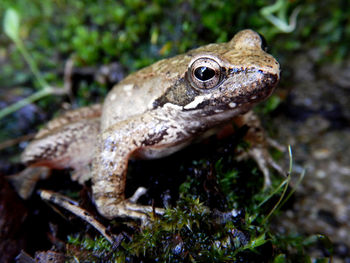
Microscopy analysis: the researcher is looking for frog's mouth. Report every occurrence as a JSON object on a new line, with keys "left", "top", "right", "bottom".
{"left": 231, "top": 70, "right": 279, "bottom": 102}
{"left": 220, "top": 69, "right": 279, "bottom": 110}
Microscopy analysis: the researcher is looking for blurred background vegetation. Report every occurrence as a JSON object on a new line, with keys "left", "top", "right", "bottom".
{"left": 0, "top": 0, "right": 349, "bottom": 262}
{"left": 0, "top": 0, "right": 348, "bottom": 130}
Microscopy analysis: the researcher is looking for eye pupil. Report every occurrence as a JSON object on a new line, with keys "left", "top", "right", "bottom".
{"left": 194, "top": 66, "right": 215, "bottom": 81}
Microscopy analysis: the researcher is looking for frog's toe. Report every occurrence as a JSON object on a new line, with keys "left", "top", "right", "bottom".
{"left": 102, "top": 200, "right": 164, "bottom": 227}
{"left": 126, "top": 187, "right": 165, "bottom": 225}
{"left": 124, "top": 200, "right": 165, "bottom": 219}
{"left": 248, "top": 147, "right": 286, "bottom": 189}
{"left": 266, "top": 137, "right": 287, "bottom": 153}
{"left": 129, "top": 186, "right": 148, "bottom": 203}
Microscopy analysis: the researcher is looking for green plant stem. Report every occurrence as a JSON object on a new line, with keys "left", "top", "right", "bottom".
{"left": 0, "top": 88, "right": 53, "bottom": 119}
{"left": 15, "top": 38, "right": 50, "bottom": 89}
{"left": 261, "top": 173, "right": 290, "bottom": 225}
{"left": 0, "top": 34, "right": 68, "bottom": 120}
{"left": 260, "top": 0, "right": 300, "bottom": 33}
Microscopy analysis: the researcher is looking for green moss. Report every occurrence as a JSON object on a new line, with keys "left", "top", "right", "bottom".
{"left": 65, "top": 151, "right": 330, "bottom": 262}
{"left": 66, "top": 193, "right": 331, "bottom": 262}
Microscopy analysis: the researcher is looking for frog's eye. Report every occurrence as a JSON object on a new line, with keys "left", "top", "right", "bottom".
{"left": 189, "top": 57, "right": 222, "bottom": 90}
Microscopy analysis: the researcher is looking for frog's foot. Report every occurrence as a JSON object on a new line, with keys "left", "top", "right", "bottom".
{"left": 95, "top": 187, "right": 165, "bottom": 224}
{"left": 266, "top": 137, "right": 287, "bottom": 153}
{"left": 248, "top": 146, "right": 286, "bottom": 188}
{"left": 39, "top": 190, "right": 115, "bottom": 243}
{"left": 6, "top": 166, "right": 51, "bottom": 199}
{"left": 232, "top": 111, "right": 287, "bottom": 188}
{"left": 121, "top": 199, "right": 165, "bottom": 225}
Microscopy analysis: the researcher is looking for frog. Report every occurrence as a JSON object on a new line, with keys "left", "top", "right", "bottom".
{"left": 20, "top": 29, "right": 281, "bottom": 220}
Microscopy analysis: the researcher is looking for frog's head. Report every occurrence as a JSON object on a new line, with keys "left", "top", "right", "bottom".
{"left": 182, "top": 29, "right": 280, "bottom": 117}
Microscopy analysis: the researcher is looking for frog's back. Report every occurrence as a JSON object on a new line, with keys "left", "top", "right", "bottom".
{"left": 101, "top": 62, "right": 177, "bottom": 130}
{"left": 101, "top": 43, "right": 228, "bottom": 130}
{"left": 100, "top": 30, "right": 278, "bottom": 131}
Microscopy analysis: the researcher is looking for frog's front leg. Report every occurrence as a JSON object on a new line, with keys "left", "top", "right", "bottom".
{"left": 233, "top": 111, "right": 286, "bottom": 187}
{"left": 92, "top": 112, "right": 180, "bottom": 220}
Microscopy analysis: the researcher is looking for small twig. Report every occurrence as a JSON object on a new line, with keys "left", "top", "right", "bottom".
{"left": 0, "top": 133, "right": 35, "bottom": 151}
{"left": 266, "top": 137, "right": 287, "bottom": 152}
{"left": 63, "top": 58, "right": 74, "bottom": 92}
{"left": 63, "top": 58, "right": 75, "bottom": 102}
{"left": 39, "top": 189, "right": 115, "bottom": 244}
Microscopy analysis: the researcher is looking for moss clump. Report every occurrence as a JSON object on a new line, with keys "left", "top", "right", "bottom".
{"left": 66, "top": 151, "right": 331, "bottom": 262}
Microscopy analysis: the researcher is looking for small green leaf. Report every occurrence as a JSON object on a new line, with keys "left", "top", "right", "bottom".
{"left": 3, "top": 8, "right": 20, "bottom": 42}
{"left": 249, "top": 233, "right": 267, "bottom": 249}
{"left": 263, "top": 95, "right": 281, "bottom": 114}
{"left": 273, "top": 254, "right": 286, "bottom": 263}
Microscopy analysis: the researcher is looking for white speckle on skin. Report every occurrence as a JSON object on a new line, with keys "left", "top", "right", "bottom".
{"left": 104, "top": 185, "right": 118, "bottom": 193}
{"left": 229, "top": 102, "right": 237, "bottom": 108}
{"left": 123, "top": 84, "right": 134, "bottom": 92}
{"left": 110, "top": 94, "right": 116, "bottom": 101}
{"left": 101, "top": 149, "right": 117, "bottom": 169}
{"left": 123, "top": 84, "right": 134, "bottom": 97}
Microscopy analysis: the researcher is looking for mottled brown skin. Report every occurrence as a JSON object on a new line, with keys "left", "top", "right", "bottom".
{"left": 21, "top": 30, "right": 280, "bottom": 220}
{"left": 22, "top": 105, "right": 101, "bottom": 179}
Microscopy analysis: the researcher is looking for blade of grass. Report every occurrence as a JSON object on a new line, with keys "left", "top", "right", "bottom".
{"left": 0, "top": 88, "right": 53, "bottom": 119}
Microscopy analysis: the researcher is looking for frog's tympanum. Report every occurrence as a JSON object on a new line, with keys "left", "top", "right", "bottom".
{"left": 21, "top": 30, "right": 280, "bottom": 220}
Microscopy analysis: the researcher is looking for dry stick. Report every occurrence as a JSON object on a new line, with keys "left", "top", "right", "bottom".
{"left": 63, "top": 58, "right": 74, "bottom": 101}
{"left": 0, "top": 133, "right": 35, "bottom": 151}
{"left": 39, "top": 190, "right": 115, "bottom": 244}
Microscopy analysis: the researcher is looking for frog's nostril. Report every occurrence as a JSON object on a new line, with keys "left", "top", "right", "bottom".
{"left": 264, "top": 73, "right": 279, "bottom": 87}
{"left": 257, "top": 33, "right": 268, "bottom": 51}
